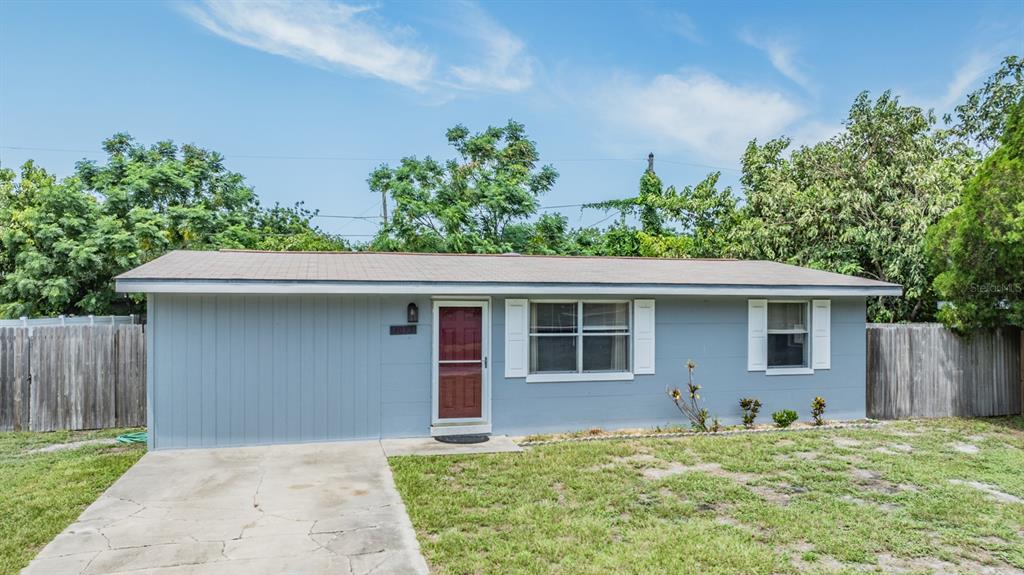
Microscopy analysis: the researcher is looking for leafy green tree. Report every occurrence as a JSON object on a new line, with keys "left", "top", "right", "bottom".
{"left": 0, "top": 162, "right": 165, "bottom": 317}
{"left": 929, "top": 100, "right": 1024, "bottom": 331}
{"left": 0, "top": 135, "right": 344, "bottom": 317}
{"left": 732, "top": 91, "right": 978, "bottom": 322}
{"left": 946, "top": 55, "right": 1023, "bottom": 149}
{"left": 368, "top": 120, "right": 558, "bottom": 253}
{"left": 586, "top": 163, "right": 740, "bottom": 258}
{"left": 76, "top": 134, "right": 342, "bottom": 251}
{"left": 641, "top": 172, "right": 739, "bottom": 258}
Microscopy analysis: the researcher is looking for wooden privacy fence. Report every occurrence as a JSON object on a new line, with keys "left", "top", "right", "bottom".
{"left": 0, "top": 325, "right": 146, "bottom": 432}
{"left": 867, "top": 323, "right": 1022, "bottom": 419}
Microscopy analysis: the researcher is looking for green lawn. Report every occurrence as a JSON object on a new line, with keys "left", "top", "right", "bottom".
{"left": 390, "top": 418, "right": 1024, "bottom": 575}
{"left": 0, "top": 428, "right": 146, "bottom": 575}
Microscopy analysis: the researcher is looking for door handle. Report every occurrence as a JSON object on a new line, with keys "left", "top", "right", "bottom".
{"left": 483, "top": 357, "right": 488, "bottom": 369}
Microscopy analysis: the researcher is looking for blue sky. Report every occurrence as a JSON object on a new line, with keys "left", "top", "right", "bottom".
{"left": 1, "top": 1, "right": 1021, "bottom": 240}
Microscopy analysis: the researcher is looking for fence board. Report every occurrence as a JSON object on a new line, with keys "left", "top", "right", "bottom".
{"left": 0, "top": 328, "right": 30, "bottom": 431}
{"left": 867, "top": 324, "right": 1022, "bottom": 419}
{"left": 115, "top": 325, "right": 147, "bottom": 427}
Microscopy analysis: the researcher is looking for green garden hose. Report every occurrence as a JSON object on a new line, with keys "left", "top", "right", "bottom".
{"left": 116, "top": 431, "right": 148, "bottom": 444}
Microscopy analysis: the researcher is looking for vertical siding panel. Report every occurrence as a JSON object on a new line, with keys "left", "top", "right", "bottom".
{"left": 314, "top": 295, "right": 328, "bottom": 439}
{"left": 354, "top": 296, "right": 368, "bottom": 437}
{"left": 342, "top": 296, "right": 355, "bottom": 438}
{"left": 366, "top": 296, "right": 382, "bottom": 436}
{"left": 171, "top": 297, "right": 188, "bottom": 446}
{"left": 184, "top": 297, "right": 200, "bottom": 447}
{"left": 328, "top": 296, "right": 343, "bottom": 439}
{"left": 202, "top": 296, "right": 217, "bottom": 447}
{"left": 214, "top": 296, "right": 230, "bottom": 444}
{"left": 258, "top": 295, "right": 273, "bottom": 444}
{"left": 230, "top": 297, "right": 244, "bottom": 444}
{"left": 288, "top": 296, "right": 303, "bottom": 441}
{"left": 299, "top": 297, "right": 315, "bottom": 440}
{"left": 244, "top": 295, "right": 259, "bottom": 444}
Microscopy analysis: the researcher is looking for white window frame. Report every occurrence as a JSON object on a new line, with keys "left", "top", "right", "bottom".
{"left": 526, "top": 299, "right": 634, "bottom": 383}
{"left": 765, "top": 299, "right": 814, "bottom": 375}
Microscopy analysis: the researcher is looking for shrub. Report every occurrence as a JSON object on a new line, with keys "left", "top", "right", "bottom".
{"left": 668, "top": 360, "right": 710, "bottom": 432}
{"left": 739, "top": 397, "right": 762, "bottom": 428}
{"left": 811, "top": 396, "right": 827, "bottom": 426}
{"left": 772, "top": 409, "right": 799, "bottom": 428}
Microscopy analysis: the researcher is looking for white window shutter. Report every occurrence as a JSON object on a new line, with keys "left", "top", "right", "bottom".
{"left": 812, "top": 299, "right": 831, "bottom": 370}
{"left": 504, "top": 299, "right": 528, "bottom": 378}
{"left": 633, "top": 299, "right": 656, "bottom": 375}
{"left": 747, "top": 299, "right": 768, "bottom": 371}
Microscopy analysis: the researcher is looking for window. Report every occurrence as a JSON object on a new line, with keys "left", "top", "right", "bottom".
{"left": 529, "top": 301, "right": 630, "bottom": 376}
{"left": 767, "top": 302, "right": 809, "bottom": 369}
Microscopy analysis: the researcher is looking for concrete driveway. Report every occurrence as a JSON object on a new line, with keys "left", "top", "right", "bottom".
{"left": 23, "top": 441, "right": 430, "bottom": 575}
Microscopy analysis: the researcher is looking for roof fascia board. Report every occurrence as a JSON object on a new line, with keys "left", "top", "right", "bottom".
{"left": 116, "top": 279, "right": 902, "bottom": 297}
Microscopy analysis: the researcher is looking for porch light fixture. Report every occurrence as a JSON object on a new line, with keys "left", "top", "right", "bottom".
{"left": 407, "top": 302, "right": 419, "bottom": 323}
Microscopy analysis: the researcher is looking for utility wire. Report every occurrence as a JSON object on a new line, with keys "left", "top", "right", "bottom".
{"left": 0, "top": 145, "right": 739, "bottom": 172}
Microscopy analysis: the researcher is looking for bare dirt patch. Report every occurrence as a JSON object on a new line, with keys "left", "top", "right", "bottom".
{"left": 832, "top": 437, "right": 863, "bottom": 448}
{"left": 588, "top": 452, "right": 658, "bottom": 471}
{"left": 951, "top": 442, "right": 980, "bottom": 454}
{"left": 642, "top": 461, "right": 696, "bottom": 480}
{"left": 888, "top": 428, "right": 925, "bottom": 438}
{"left": 776, "top": 450, "right": 821, "bottom": 463}
{"left": 26, "top": 438, "right": 119, "bottom": 454}
{"left": 948, "top": 480, "right": 1022, "bottom": 504}
{"left": 849, "top": 469, "right": 918, "bottom": 495}
{"left": 788, "top": 541, "right": 846, "bottom": 573}
{"left": 640, "top": 461, "right": 759, "bottom": 483}
{"left": 873, "top": 443, "right": 914, "bottom": 455}
{"left": 876, "top": 552, "right": 1022, "bottom": 575}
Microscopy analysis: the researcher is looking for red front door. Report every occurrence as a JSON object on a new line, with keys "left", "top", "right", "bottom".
{"left": 437, "top": 306, "right": 483, "bottom": 419}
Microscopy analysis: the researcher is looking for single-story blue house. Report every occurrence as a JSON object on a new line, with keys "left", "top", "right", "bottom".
{"left": 115, "top": 250, "right": 901, "bottom": 450}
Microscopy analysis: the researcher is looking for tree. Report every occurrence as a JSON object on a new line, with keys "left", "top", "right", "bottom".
{"left": 368, "top": 120, "right": 558, "bottom": 253}
{"left": 585, "top": 162, "right": 740, "bottom": 258}
{"left": 0, "top": 162, "right": 165, "bottom": 317}
{"left": 640, "top": 172, "right": 739, "bottom": 258}
{"left": 732, "top": 91, "right": 978, "bottom": 322}
{"left": 946, "top": 55, "right": 1024, "bottom": 150}
{"left": 928, "top": 100, "right": 1024, "bottom": 331}
{"left": 0, "top": 135, "right": 345, "bottom": 318}
{"left": 76, "top": 134, "right": 342, "bottom": 252}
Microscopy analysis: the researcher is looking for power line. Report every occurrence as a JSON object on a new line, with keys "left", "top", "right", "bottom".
{"left": 313, "top": 203, "right": 600, "bottom": 219}
{"left": 584, "top": 212, "right": 619, "bottom": 228}
{"left": 0, "top": 145, "right": 739, "bottom": 172}
{"left": 314, "top": 214, "right": 381, "bottom": 220}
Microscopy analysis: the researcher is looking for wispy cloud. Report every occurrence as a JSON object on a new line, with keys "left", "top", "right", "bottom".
{"left": 667, "top": 12, "right": 701, "bottom": 44}
{"left": 181, "top": 0, "right": 435, "bottom": 89}
{"left": 932, "top": 52, "right": 995, "bottom": 111}
{"left": 739, "top": 30, "right": 813, "bottom": 92}
{"left": 447, "top": 3, "right": 533, "bottom": 92}
{"left": 596, "top": 70, "right": 806, "bottom": 164}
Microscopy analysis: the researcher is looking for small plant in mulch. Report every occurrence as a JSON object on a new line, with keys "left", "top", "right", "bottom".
{"left": 668, "top": 360, "right": 712, "bottom": 432}
{"left": 811, "top": 396, "right": 827, "bottom": 426}
{"left": 772, "top": 409, "right": 799, "bottom": 428}
{"left": 739, "top": 397, "right": 762, "bottom": 429}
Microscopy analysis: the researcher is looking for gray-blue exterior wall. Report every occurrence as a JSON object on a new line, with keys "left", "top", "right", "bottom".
{"left": 148, "top": 294, "right": 866, "bottom": 449}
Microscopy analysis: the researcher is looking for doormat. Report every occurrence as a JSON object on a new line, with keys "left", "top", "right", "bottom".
{"left": 435, "top": 434, "right": 490, "bottom": 444}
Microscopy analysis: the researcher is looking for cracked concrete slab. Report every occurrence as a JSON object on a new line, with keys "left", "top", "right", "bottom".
{"left": 22, "top": 441, "right": 429, "bottom": 575}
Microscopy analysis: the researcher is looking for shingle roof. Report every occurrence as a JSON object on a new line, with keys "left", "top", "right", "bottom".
{"left": 116, "top": 250, "right": 901, "bottom": 295}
